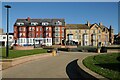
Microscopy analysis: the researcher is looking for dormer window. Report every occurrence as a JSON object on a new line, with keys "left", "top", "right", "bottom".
{"left": 17, "top": 22, "right": 24, "bottom": 26}
{"left": 31, "top": 22, "right": 38, "bottom": 26}
{"left": 55, "top": 21, "right": 62, "bottom": 25}
{"left": 42, "top": 22, "right": 49, "bottom": 26}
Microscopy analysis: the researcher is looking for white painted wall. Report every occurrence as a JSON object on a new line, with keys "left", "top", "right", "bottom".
{"left": 0, "top": 34, "right": 14, "bottom": 47}
{"left": 17, "top": 38, "right": 52, "bottom": 46}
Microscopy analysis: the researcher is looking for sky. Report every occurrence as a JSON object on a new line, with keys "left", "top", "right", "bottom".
{"left": 1, "top": 2, "right": 119, "bottom": 34}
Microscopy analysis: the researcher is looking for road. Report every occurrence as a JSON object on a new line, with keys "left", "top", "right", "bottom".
{"left": 2, "top": 51, "right": 96, "bottom": 78}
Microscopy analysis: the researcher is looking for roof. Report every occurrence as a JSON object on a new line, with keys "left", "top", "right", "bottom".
{"left": 66, "top": 23, "right": 109, "bottom": 32}
{"left": 66, "top": 24, "right": 90, "bottom": 29}
{"left": 14, "top": 18, "right": 65, "bottom": 26}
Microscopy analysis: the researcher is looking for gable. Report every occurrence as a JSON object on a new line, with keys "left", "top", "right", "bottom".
{"left": 90, "top": 24, "right": 99, "bottom": 29}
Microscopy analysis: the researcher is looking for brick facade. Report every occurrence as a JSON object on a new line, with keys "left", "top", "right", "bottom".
{"left": 14, "top": 17, "right": 66, "bottom": 46}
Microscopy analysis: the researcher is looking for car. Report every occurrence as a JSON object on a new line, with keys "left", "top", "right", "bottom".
{"left": 47, "top": 49, "right": 53, "bottom": 53}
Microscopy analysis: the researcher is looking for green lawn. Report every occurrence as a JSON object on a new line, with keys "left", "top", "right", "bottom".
{"left": 83, "top": 53, "right": 120, "bottom": 80}
{"left": 0, "top": 48, "right": 47, "bottom": 59}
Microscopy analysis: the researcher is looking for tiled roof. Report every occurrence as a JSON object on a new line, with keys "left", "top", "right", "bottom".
{"left": 66, "top": 23, "right": 109, "bottom": 31}
{"left": 66, "top": 24, "right": 90, "bottom": 29}
{"left": 14, "top": 18, "right": 65, "bottom": 26}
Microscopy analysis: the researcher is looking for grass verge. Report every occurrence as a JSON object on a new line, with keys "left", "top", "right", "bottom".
{"left": 83, "top": 53, "right": 120, "bottom": 80}
{"left": 0, "top": 48, "right": 47, "bottom": 59}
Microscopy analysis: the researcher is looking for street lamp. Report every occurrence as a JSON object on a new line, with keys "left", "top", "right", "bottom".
{"left": 4, "top": 5, "right": 11, "bottom": 57}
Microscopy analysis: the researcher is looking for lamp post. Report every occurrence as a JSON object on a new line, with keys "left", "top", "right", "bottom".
{"left": 4, "top": 5, "right": 11, "bottom": 57}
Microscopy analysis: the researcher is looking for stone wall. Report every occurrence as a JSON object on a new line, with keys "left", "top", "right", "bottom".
{"left": 13, "top": 46, "right": 34, "bottom": 50}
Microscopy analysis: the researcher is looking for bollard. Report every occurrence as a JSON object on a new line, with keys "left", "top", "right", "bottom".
{"left": 97, "top": 46, "right": 101, "bottom": 53}
{"left": 97, "top": 48, "right": 100, "bottom": 53}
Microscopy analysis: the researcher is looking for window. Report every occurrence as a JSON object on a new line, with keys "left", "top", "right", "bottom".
{"left": 93, "top": 41, "right": 96, "bottom": 46}
{"left": 17, "top": 22, "right": 24, "bottom": 26}
{"left": 46, "top": 27, "right": 49, "bottom": 31}
{"left": 40, "top": 27, "right": 42, "bottom": 31}
{"left": 23, "top": 33, "right": 25, "bottom": 36}
{"left": 29, "top": 33, "right": 34, "bottom": 37}
{"left": 62, "top": 33, "right": 64, "bottom": 37}
{"left": 19, "top": 33, "right": 22, "bottom": 37}
{"left": 48, "top": 39, "right": 51, "bottom": 43}
{"left": 46, "top": 39, "right": 49, "bottom": 43}
{"left": 106, "top": 35, "right": 108, "bottom": 41}
{"left": 55, "top": 38, "right": 59, "bottom": 42}
{"left": 84, "top": 34, "right": 88, "bottom": 40}
{"left": 9, "top": 37, "right": 12, "bottom": 39}
{"left": 79, "top": 35, "right": 81, "bottom": 39}
{"left": 75, "top": 35, "right": 77, "bottom": 39}
{"left": 30, "top": 39, "right": 32, "bottom": 43}
{"left": 92, "top": 34, "right": 96, "bottom": 40}
{"left": 55, "top": 33, "right": 60, "bottom": 37}
{"left": 93, "top": 30, "right": 95, "bottom": 33}
{"left": 29, "top": 27, "right": 34, "bottom": 31}
{"left": 31, "top": 22, "right": 38, "bottom": 26}
{"left": 62, "top": 27, "right": 64, "bottom": 31}
{"left": 76, "top": 30, "right": 79, "bottom": 33}
{"left": 98, "top": 30, "right": 101, "bottom": 33}
{"left": 42, "top": 22, "right": 49, "bottom": 26}
{"left": 23, "top": 39, "right": 25, "bottom": 43}
{"left": 55, "top": 27, "right": 60, "bottom": 31}
{"left": 46, "top": 33, "right": 49, "bottom": 37}
{"left": 21, "top": 39, "right": 23, "bottom": 43}
{"left": 40, "top": 34, "right": 42, "bottom": 38}
{"left": 98, "top": 35, "right": 101, "bottom": 40}
{"left": 19, "top": 27, "right": 22, "bottom": 31}
{"left": 36, "top": 33, "right": 38, "bottom": 37}
{"left": 55, "top": 21, "right": 62, "bottom": 25}
{"left": 19, "top": 33, "right": 25, "bottom": 37}
{"left": 106, "top": 30, "right": 108, "bottom": 33}
{"left": 77, "top": 35, "right": 79, "bottom": 39}
{"left": 84, "top": 30, "right": 87, "bottom": 33}
{"left": 19, "top": 27, "right": 25, "bottom": 31}
{"left": 3, "top": 37, "right": 6, "bottom": 39}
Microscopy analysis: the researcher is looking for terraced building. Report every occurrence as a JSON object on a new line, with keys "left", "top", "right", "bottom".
{"left": 66, "top": 21, "right": 114, "bottom": 46}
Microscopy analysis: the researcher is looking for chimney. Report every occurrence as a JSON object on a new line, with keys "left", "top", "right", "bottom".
{"left": 109, "top": 25, "right": 112, "bottom": 29}
{"left": 27, "top": 17, "right": 30, "bottom": 22}
{"left": 99, "top": 22, "right": 102, "bottom": 26}
{"left": 87, "top": 21, "right": 90, "bottom": 27}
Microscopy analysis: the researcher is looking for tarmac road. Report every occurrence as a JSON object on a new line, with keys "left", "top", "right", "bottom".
{"left": 2, "top": 51, "right": 96, "bottom": 79}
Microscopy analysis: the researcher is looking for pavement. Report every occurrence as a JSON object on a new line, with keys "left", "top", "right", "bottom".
{"left": 2, "top": 51, "right": 105, "bottom": 79}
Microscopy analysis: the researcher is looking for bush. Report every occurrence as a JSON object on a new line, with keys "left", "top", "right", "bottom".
{"left": 58, "top": 48, "right": 69, "bottom": 51}
{"left": 78, "top": 46, "right": 97, "bottom": 52}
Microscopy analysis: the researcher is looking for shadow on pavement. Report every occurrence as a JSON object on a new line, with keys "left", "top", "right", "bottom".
{"left": 66, "top": 59, "right": 98, "bottom": 80}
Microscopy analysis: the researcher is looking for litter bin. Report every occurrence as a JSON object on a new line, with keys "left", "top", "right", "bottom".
{"left": 100, "top": 46, "right": 107, "bottom": 53}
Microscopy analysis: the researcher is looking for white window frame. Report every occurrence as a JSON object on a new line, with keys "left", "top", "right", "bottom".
{"left": 42, "top": 22, "right": 49, "bottom": 26}
{"left": 55, "top": 21, "right": 62, "bottom": 25}
{"left": 31, "top": 22, "right": 38, "bottom": 26}
{"left": 17, "top": 22, "right": 24, "bottom": 26}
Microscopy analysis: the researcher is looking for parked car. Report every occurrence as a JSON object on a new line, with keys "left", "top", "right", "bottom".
{"left": 47, "top": 48, "right": 53, "bottom": 53}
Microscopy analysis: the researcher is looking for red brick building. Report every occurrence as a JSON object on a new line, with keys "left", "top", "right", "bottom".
{"left": 14, "top": 17, "right": 66, "bottom": 46}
